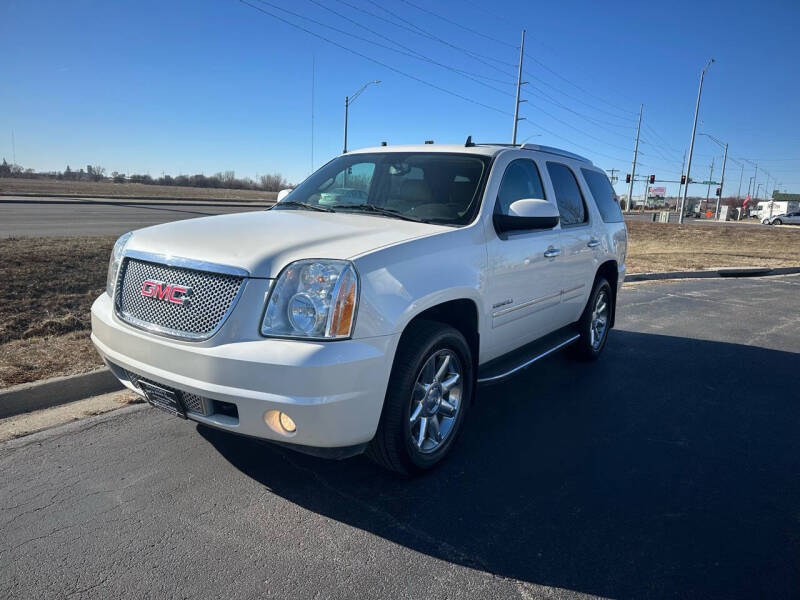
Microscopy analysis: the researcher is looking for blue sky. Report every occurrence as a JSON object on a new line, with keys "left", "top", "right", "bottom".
{"left": 2, "top": 0, "right": 799, "bottom": 196}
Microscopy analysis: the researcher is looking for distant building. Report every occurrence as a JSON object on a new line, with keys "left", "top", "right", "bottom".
{"left": 773, "top": 191, "right": 800, "bottom": 202}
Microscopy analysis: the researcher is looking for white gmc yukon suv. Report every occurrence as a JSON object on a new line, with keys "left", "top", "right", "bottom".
{"left": 92, "top": 142, "right": 627, "bottom": 474}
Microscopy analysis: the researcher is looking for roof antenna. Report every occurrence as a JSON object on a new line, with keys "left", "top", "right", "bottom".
{"left": 464, "top": 135, "right": 474, "bottom": 147}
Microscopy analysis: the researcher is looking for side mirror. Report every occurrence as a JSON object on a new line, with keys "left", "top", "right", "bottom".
{"left": 276, "top": 189, "right": 293, "bottom": 203}
{"left": 494, "top": 198, "right": 559, "bottom": 233}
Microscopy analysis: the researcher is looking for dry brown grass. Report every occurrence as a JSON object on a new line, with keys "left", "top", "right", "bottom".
{"left": 0, "top": 178, "right": 278, "bottom": 201}
{"left": 1, "top": 223, "right": 799, "bottom": 387}
{"left": 625, "top": 221, "right": 800, "bottom": 273}
{"left": 0, "top": 237, "right": 112, "bottom": 386}
{"left": 0, "top": 332, "right": 102, "bottom": 386}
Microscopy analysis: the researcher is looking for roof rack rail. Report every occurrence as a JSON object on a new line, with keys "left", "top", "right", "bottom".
{"left": 520, "top": 144, "right": 592, "bottom": 164}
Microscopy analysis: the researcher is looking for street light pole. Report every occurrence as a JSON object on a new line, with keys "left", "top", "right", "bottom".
{"left": 343, "top": 80, "right": 381, "bottom": 154}
{"left": 679, "top": 58, "right": 715, "bottom": 224}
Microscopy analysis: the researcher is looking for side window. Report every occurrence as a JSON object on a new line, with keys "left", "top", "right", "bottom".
{"left": 495, "top": 159, "right": 546, "bottom": 215}
{"left": 546, "top": 162, "right": 587, "bottom": 226}
{"left": 581, "top": 168, "right": 624, "bottom": 223}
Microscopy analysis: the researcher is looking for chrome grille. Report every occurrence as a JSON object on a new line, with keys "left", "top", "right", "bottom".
{"left": 115, "top": 257, "right": 244, "bottom": 340}
{"left": 181, "top": 392, "right": 205, "bottom": 414}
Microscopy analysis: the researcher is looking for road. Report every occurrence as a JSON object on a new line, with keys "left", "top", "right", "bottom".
{"left": 2, "top": 275, "right": 799, "bottom": 600}
{"left": 0, "top": 197, "right": 267, "bottom": 236}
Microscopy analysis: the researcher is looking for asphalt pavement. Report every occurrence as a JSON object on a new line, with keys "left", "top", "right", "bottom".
{"left": 0, "top": 196, "right": 266, "bottom": 236}
{"left": 1, "top": 275, "right": 799, "bottom": 599}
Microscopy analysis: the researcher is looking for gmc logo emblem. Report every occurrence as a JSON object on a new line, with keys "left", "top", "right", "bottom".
{"left": 141, "top": 280, "right": 193, "bottom": 306}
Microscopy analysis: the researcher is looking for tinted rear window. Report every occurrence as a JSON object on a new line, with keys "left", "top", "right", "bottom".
{"left": 582, "top": 169, "right": 623, "bottom": 223}
{"left": 546, "top": 162, "right": 587, "bottom": 226}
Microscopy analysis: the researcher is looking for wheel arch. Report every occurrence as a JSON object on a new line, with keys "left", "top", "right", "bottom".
{"left": 595, "top": 260, "right": 619, "bottom": 328}
{"left": 397, "top": 298, "right": 480, "bottom": 377}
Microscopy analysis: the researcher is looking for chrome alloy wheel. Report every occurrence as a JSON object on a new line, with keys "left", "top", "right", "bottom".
{"left": 408, "top": 350, "right": 462, "bottom": 454}
{"left": 590, "top": 289, "right": 609, "bottom": 350}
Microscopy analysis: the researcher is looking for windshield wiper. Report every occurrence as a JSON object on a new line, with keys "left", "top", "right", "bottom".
{"left": 333, "top": 203, "right": 424, "bottom": 222}
{"left": 273, "top": 200, "right": 334, "bottom": 212}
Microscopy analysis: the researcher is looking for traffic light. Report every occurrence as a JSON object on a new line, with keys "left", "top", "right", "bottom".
{"left": 680, "top": 174, "right": 686, "bottom": 185}
{"left": 625, "top": 173, "right": 631, "bottom": 183}
{"left": 649, "top": 174, "right": 655, "bottom": 184}
{"left": 715, "top": 187, "right": 721, "bottom": 197}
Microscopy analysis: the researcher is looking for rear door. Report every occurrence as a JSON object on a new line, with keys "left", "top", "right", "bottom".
{"left": 484, "top": 158, "right": 564, "bottom": 358}
{"left": 544, "top": 161, "right": 597, "bottom": 324}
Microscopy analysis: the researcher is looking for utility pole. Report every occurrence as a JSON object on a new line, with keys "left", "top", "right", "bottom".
{"left": 679, "top": 58, "right": 715, "bottom": 224}
{"left": 626, "top": 104, "right": 643, "bottom": 212}
{"left": 511, "top": 29, "right": 527, "bottom": 145}
{"left": 11, "top": 130, "right": 15, "bottom": 166}
{"left": 715, "top": 143, "right": 727, "bottom": 219}
{"left": 606, "top": 169, "right": 619, "bottom": 184}
{"left": 744, "top": 159, "right": 759, "bottom": 202}
{"left": 705, "top": 157, "right": 715, "bottom": 211}
{"left": 736, "top": 162, "right": 744, "bottom": 220}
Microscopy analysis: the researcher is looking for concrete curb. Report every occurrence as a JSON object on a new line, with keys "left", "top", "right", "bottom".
{"left": 0, "top": 368, "right": 122, "bottom": 419}
{"left": 626, "top": 266, "right": 800, "bottom": 282}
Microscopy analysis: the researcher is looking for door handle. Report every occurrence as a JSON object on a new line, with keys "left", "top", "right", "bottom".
{"left": 587, "top": 239, "right": 601, "bottom": 248}
{"left": 543, "top": 247, "right": 561, "bottom": 258}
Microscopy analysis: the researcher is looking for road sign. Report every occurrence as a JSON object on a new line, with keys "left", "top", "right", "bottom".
{"left": 700, "top": 180, "right": 719, "bottom": 185}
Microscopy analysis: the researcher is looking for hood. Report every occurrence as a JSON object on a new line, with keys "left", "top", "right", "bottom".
{"left": 125, "top": 209, "right": 448, "bottom": 278}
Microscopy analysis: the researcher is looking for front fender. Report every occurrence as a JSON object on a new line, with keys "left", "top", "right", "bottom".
{"left": 351, "top": 226, "right": 487, "bottom": 339}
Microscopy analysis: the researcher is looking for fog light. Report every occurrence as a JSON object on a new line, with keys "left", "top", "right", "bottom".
{"left": 264, "top": 410, "right": 297, "bottom": 436}
{"left": 278, "top": 412, "right": 296, "bottom": 433}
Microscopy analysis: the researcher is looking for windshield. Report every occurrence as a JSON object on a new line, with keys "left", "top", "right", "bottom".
{"left": 274, "top": 152, "right": 490, "bottom": 225}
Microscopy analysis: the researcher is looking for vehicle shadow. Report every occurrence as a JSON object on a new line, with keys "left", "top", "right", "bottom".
{"left": 197, "top": 330, "right": 800, "bottom": 599}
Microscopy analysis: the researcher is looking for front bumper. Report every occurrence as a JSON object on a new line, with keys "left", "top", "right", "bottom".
{"left": 91, "top": 293, "right": 399, "bottom": 449}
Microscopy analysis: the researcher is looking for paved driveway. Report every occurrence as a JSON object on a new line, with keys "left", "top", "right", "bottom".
{"left": 2, "top": 275, "right": 799, "bottom": 599}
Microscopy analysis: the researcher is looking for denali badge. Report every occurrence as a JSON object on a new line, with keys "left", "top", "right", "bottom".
{"left": 140, "top": 280, "right": 193, "bottom": 306}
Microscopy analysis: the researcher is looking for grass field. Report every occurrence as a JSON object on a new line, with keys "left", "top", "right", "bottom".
{"left": 625, "top": 221, "right": 800, "bottom": 273}
{"left": 1, "top": 222, "right": 799, "bottom": 387}
{"left": 0, "top": 178, "right": 278, "bottom": 201}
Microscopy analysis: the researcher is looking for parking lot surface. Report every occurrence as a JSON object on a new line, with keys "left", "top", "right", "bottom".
{"left": 1, "top": 275, "right": 799, "bottom": 599}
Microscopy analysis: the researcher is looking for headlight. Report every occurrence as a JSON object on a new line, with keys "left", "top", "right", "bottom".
{"left": 261, "top": 259, "right": 358, "bottom": 339}
{"left": 106, "top": 232, "right": 132, "bottom": 298}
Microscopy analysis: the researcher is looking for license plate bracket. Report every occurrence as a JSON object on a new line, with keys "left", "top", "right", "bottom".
{"left": 138, "top": 380, "right": 186, "bottom": 418}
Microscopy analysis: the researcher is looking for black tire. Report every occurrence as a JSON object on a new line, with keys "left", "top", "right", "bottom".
{"left": 367, "top": 320, "right": 473, "bottom": 475}
{"left": 570, "top": 277, "right": 613, "bottom": 361}
{"left": 773, "top": 219, "right": 782, "bottom": 225}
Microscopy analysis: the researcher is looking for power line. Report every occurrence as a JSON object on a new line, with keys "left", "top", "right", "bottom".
{"left": 354, "top": 0, "right": 519, "bottom": 77}
{"left": 522, "top": 68, "right": 635, "bottom": 123}
{"left": 239, "top": 0, "right": 512, "bottom": 116}
{"left": 254, "top": 0, "right": 513, "bottom": 97}
{"left": 521, "top": 85, "right": 637, "bottom": 140}
{"left": 397, "top": 0, "right": 517, "bottom": 48}
{"left": 524, "top": 53, "right": 637, "bottom": 117}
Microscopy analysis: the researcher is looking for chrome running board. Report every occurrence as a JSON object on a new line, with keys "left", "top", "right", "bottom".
{"left": 477, "top": 329, "right": 580, "bottom": 384}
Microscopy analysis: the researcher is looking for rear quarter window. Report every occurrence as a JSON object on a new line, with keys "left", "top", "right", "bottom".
{"left": 581, "top": 169, "right": 623, "bottom": 223}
